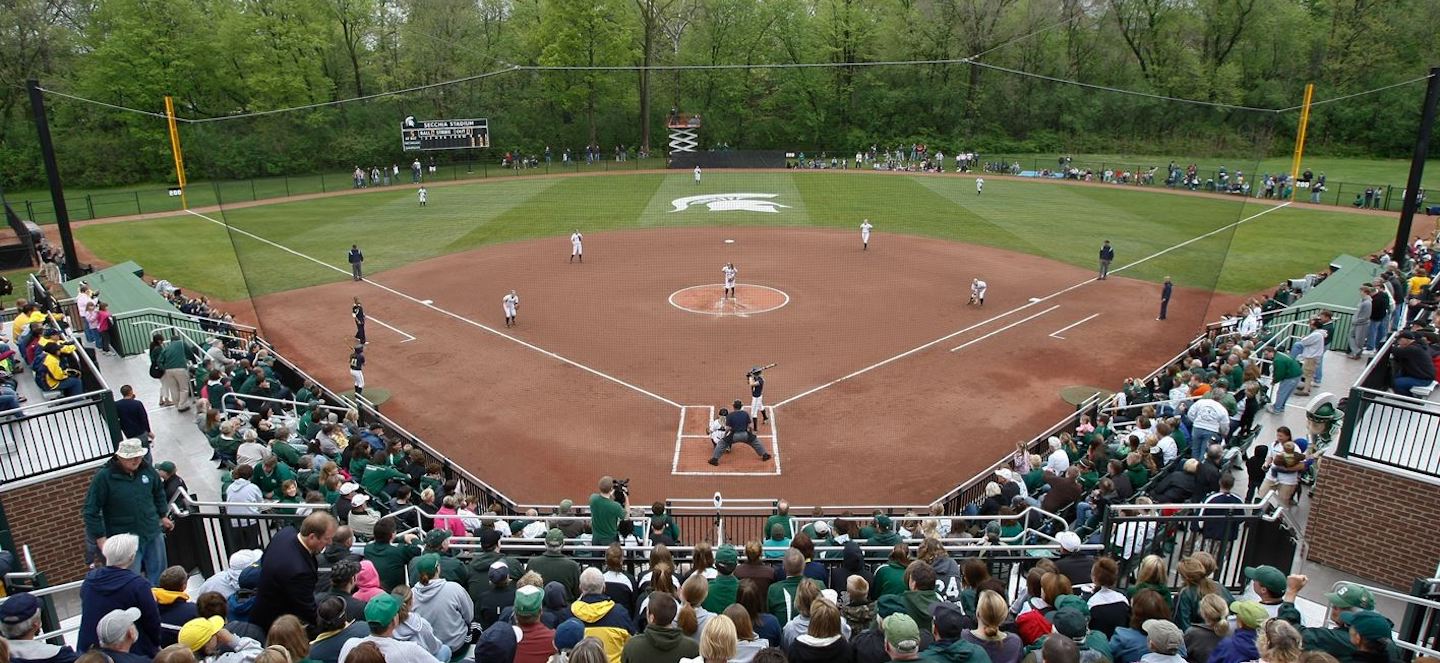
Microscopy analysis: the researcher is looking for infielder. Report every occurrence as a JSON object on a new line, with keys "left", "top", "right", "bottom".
{"left": 417, "top": 186, "right": 428, "bottom": 207}
{"left": 860, "top": 219, "right": 873, "bottom": 250}
{"left": 694, "top": 165, "right": 702, "bottom": 185}
{"left": 569, "top": 230, "right": 583, "bottom": 263}
{"left": 352, "top": 296, "right": 366, "bottom": 344}
{"left": 976, "top": 177, "right": 984, "bottom": 195}
{"left": 969, "top": 278, "right": 988, "bottom": 306}
{"left": 349, "top": 344, "right": 365, "bottom": 399}
{"left": 748, "top": 368, "right": 768, "bottom": 429}
{"left": 722, "top": 263, "right": 737, "bottom": 299}
{"left": 502, "top": 290, "right": 520, "bottom": 328}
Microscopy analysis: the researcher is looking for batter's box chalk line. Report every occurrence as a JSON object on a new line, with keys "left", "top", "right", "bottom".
{"left": 672, "top": 405, "right": 781, "bottom": 477}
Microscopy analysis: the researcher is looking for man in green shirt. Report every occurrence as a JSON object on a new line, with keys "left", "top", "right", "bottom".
{"left": 766, "top": 549, "right": 807, "bottom": 624}
{"left": 702, "top": 544, "right": 741, "bottom": 614}
{"left": 251, "top": 456, "right": 295, "bottom": 497}
{"left": 1266, "top": 347, "right": 1304, "bottom": 413}
{"left": 360, "top": 450, "right": 408, "bottom": 496}
{"left": 764, "top": 500, "right": 792, "bottom": 539}
{"left": 407, "top": 529, "right": 469, "bottom": 586}
{"left": 524, "top": 529, "right": 582, "bottom": 600}
{"left": 268, "top": 436, "right": 302, "bottom": 468}
{"left": 362, "top": 516, "right": 422, "bottom": 590}
{"left": 1278, "top": 578, "right": 1401, "bottom": 663}
{"left": 588, "top": 476, "right": 628, "bottom": 545}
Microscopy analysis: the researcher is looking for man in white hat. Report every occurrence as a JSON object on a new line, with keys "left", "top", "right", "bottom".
{"left": 96, "top": 607, "right": 150, "bottom": 663}
{"left": 348, "top": 494, "right": 378, "bottom": 539}
{"left": 83, "top": 438, "right": 172, "bottom": 584}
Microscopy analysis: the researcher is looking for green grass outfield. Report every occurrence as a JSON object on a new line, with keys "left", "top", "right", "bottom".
{"left": 73, "top": 171, "right": 1401, "bottom": 301}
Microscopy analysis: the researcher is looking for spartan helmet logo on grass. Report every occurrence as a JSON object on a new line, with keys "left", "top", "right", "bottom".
{"left": 670, "top": 193, "right": 790, "bottom": 213}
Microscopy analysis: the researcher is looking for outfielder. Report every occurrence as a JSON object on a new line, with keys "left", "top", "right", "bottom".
{"left": 722, "top": 263, "right": 738, "bottom": 299}
{"left": 969, "top": 278, "right": 988, "bottom": 306}
{"left": 860, "top": 219, "right": 873, "bottom": 250}
{"left": 417, "top": 186, "right": 427, "bottom": 207}
{"left": 502, "top": 290, "right": 520, "bottom": 328}
{"left": 748, "top": 368, "right": 769, "bottom": 429}
{"left": 976, "top": 177, "right": 984, "bottom": 195}
{"left": 349, "top": 344, "right": 366, "bottom": 399}
{"left": 694, "top": 165, "right": 702, "bottom": 184}
{"left": 569, "top": 230, "right": 583, "bottom": 263}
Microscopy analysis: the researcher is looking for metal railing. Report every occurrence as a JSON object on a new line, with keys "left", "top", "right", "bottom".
{"left": 1334, "top": 305, "right": 1438, "bottom": 478}
{"left": 1100, "top": 499, "right": 1298, "bottom": 593}
{"left": 1398, "top": 577, "right": 1440, "bottom": 659}
{"left": 110, "top": 307, "right": 259, "bottom": 357}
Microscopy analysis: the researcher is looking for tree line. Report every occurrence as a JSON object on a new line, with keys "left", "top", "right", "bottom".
{"left": 1, "top": 0, "right": 1436, "bottom": 190}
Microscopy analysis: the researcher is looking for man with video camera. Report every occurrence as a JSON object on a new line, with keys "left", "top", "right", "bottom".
{"left": 589, "top": 476, "right": 629, "bottom": 546}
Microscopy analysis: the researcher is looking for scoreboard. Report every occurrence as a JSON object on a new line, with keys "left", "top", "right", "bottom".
{"left": 401, "top": 117, "right": 490, "bottom": 151}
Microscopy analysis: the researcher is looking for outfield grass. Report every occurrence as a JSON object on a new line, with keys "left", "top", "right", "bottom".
{"left": 72, "top": 171, "right": 1400, "bottom": 301}
{"left": 993, "top": 153, "right": 1438, "bottom": 190}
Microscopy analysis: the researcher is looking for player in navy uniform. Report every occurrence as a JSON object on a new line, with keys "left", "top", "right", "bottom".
{"left": 748, "top": 368, "right": 768, "bottom": 430}
{"left": 348, "top": 344, "right": 365, "bottom": 399}
{"left": 352, "top": 297, "right": 366, "bottom": 345}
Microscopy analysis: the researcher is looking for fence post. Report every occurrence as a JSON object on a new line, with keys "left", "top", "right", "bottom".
{"left": 134, "top": 191, "right": 142, "bottom": 215}
{"left": 284, "top": 175, "right": 291, "bottom": 197}
{"left": 250, "top": 179, "right": 257, "bottom": 201}
{"left": 320, "top": 172, "right": 327, "bottom": 193}
{"left": 85, "top": 194, "right": 95, "bottom": 220}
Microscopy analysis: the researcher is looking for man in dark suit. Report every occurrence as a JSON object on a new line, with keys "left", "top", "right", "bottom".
{"left": 249, "top": 511, "right": 337, "bottom": 631}
{"left": 115, "top": 385, "right": 152, "bottom": 444}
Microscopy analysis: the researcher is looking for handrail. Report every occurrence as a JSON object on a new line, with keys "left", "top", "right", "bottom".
{"left": 0, "top": 387, "right": 109, "bottom": 418}
{"left": 789, "top": 505, "right": 1071, "bottom": 532}
{"left": 1352, "top": 386, "right": 1440, "bottom": 410}
{"left": 0, "top": 580, "right": 84, "bottom": 600}
{"left": 222, "top": 391, "right": 352, "bottom": 414}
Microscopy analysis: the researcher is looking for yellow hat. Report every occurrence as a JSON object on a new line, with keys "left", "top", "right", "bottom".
{"left": 178, "top": 615, "right": 224, "bottom": 652}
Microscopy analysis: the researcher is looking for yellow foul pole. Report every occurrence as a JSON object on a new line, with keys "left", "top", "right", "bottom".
{"left": 1288, "top": 83, "right": 1315, "bottom": 200}
{"left": 164, "top": 95, "right": 188, "bottom": 209}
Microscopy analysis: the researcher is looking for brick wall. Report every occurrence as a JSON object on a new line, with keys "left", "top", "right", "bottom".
{"left": 1307, "top": 454, "right": 1440, "bottom": 589}
{"left": 0, "top": 462, "right": 103, "bottom": 584}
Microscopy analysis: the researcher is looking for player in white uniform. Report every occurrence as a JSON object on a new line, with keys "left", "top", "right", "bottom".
{"left": 694, "top": 165, "right": 702, "bottom": 184}
{"left": 502, "top": 290, "right": 520, "bottom": 328}
{"left": 976, "top": 177, "right": 984, "bottom": 195}
{"left": 969, "top": 278, "right": 988, "bottom": 306}
{"left": 569, "top": 230, "right": 583, "bottom": 263}
{"left": 417, "top": 187, "right": 427, "bottom": 206}
{"left": 860, "top": 219, "right": 873, "bottom": 250}
{"left": 709, "top": 408, "right": 728, "bottom": 448}
{"left": 722, "top": 263, "right": 737, "bottom": 299}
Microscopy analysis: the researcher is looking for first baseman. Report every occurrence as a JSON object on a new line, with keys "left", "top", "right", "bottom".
{"left": 969, "top": 278, "right": 988, "bottom": 306}
{"left": 570, "top": 230, "right": 583, "bottom": 263}
{"left": 503, "top": 290, "right": 520, "bottom": 328}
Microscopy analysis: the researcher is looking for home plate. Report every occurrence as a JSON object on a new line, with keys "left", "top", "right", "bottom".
{"left": 724, "top": 239, "right": 735, "bottom": 244}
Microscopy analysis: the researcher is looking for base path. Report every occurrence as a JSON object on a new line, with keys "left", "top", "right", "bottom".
{"left": 245, "top": 226, "right": 1234, "bottom": 506}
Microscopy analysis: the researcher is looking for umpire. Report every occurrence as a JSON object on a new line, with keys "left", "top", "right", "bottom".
{"left": 708, "top": 400, "right": 772, "bottom": 466}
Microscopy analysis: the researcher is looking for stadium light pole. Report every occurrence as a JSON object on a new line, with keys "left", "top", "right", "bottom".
{"left": 26, "top": 79, "right": 82, "bottom": 279}
{"left": 1392, "top": 67, "right": 1440, "bottom": 265}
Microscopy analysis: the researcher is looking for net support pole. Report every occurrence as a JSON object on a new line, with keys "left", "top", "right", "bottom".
{"left": 1392, "top": 67, "right": 1440, "bottom": 264}
{"left": 164, "top": 95, "right": 188, "bottom": 209}
{"left": 26, "top": 79, "right": 81, "bottom": 279}
{"left": 1288, "top": 83, "right": 1315, "bottom": 200}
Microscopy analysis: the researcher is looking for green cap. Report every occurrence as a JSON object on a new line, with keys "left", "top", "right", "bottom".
{"left": 155, "top": 461, "right": 177, "bottom": 473}
{"left": 414, "top": 554, "right": 440, "bottom": 577}
{"left": 424, "top": 529, "right": 450, "bottom": 548}
{"left": 883, "top": 614, "right": 920, "bottom": 652}
{"left": 365, "top": 593, "right": 402, "bottom": 627}
{"left": 1054, "top": 594, "right": 1090, "bottom": 617}
{"left": 514, "top": 585, "right": 543, "bottom": 617}
{"left": 1229, "top": 600, "right": 1267, "bottom": 628}
{"left": 716, "top": 544, "right": 738, "bottom": 565}
{"left": 876, "top": 514, "right": 893, "bottom": 529}
{"left": 1340, "top": 610, "right": 1393, "bottom": 642}
{"left": 876, "top": 594, "right": 907, "bottom": 618}
{"left": 1053, "top": 607, "right": 1089, "bottom": 638}
{"left": 1244, "top": 565, "right": 1287, "bottom": 596}
{"left": 546, "top": 528, "right": 565, "bottom": 546}
{"left": 1325, "top": 582, "right": 1376, "bottom": 610}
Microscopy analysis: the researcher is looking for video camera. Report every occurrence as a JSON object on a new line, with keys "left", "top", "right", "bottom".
{"left": 613, "top": 477, "right": 631, "bottom": 506}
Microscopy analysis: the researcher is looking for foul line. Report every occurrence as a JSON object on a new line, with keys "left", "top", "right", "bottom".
{"left": 186, "top": 209, "right": 682, "bottom": 409}
{"left": 1049, "top": 313, "right": 1101, "bottom": 340}
{"left": 772, "top": 202, "right": 1291, "bottom": 408}
{"left": 950, "top": 305, "right": 1059, "bottom": 352}
{"left": 367, "top": 315, "right": 417, "bottom": 343}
